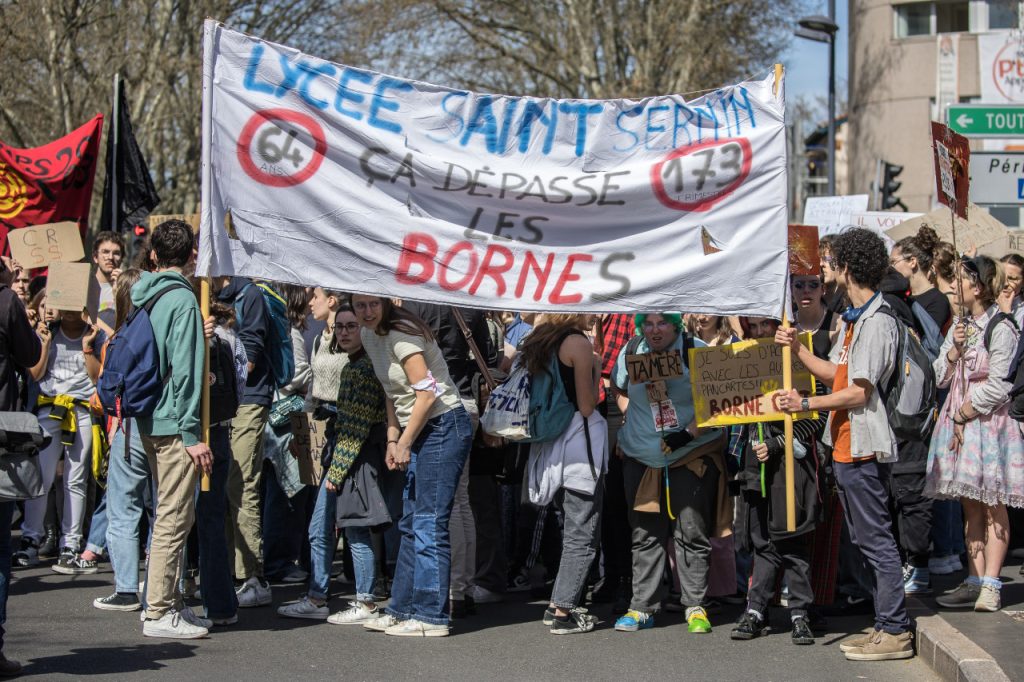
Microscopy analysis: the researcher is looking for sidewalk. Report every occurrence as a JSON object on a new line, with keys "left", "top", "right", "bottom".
{"left": 912, "top": 553, "right": 1023, "bottom": 682}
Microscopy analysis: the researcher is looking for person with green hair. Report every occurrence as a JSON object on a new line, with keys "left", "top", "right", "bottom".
{"left": 610, "top": 312, "right": 731, "bottom": 635}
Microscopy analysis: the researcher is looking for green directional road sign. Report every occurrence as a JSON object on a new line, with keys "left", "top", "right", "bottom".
{"left": 948, "top": 104, "right": 1024, "bottom": 137}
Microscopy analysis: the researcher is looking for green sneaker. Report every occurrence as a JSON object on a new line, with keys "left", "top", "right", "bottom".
{"left": 686, "top": 606, "right": 712, "bottom": 633}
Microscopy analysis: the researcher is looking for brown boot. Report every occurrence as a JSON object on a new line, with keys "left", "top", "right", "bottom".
{"left": 844, "top": 630, "right": 914, "bottom": 661}
{"left": 0, "top": 654, "right": 22, "bottom": 677}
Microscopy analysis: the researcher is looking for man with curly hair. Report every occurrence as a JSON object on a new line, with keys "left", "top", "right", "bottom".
{"left": 774, "top": 228, "right": 913, "bottom": 662}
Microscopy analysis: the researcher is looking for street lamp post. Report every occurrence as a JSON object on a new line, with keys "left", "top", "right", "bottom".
{"left": 796, "top": 3, "right": 839, "bottom": 196}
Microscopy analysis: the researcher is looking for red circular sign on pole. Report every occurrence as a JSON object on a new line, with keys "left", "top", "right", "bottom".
{"left": 236, "top": 109, "right": 327, "bottom": 187}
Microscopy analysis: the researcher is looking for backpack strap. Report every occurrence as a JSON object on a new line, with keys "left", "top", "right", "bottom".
{"left": 984, "top": 312, "right": 1018, "bottom": 351}
{"left": 140, "top": 283, "right": 192, "bottom": 317}
{"left": 871, "top": 304, "right": 904, "bottom": 404}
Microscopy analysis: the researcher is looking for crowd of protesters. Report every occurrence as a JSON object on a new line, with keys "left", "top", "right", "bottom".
{"left": 1, "top": 220, "right": 1023, "bottom": 673}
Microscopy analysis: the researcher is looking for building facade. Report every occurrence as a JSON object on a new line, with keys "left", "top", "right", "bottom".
{"left": 848, "top": 0, "right": 1022, "bottom": 224}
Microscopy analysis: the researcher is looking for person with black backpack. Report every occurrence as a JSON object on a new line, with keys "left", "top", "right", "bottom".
{"left": 928, "top": 256, "right": 1024, "bottom": 614}
{"left": 520, "top": 314, "right": 606, "bottom": 635}
{"left": 775, "top": 228, "right": 913, "bottom": 662}
{"left": 130, "top": 219, "right": 213, "bottom": 639}
{"left": 609, "top": 313, "right": 727, "bottom": 636}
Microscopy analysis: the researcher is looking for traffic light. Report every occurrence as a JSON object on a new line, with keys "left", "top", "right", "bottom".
{"left": 131, "top": 224, "right": 148, "bottom": 259}
{"left": 880, "top": 161, "right": 907, "bottom": 211}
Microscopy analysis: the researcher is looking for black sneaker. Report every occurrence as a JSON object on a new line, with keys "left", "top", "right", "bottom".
{"left": 542, "top": 607, "right": 557, "bottom": 625}
{"left": 730, "top": 611, "right": 769, "bottom": 640}
{"left": 550, "top": 608, "right": 598, "bottom": 635}
{"left": 450, "top": 596, "right": 476, "bottom": 619}
{"left": 93, "top": 592, "right": 142, "bottom": 612}
{"left": 52, "top": 547, "right": 77, "bottom": 574}
{"left": 791, "top": 615, "right": 815, "bottom": 645}
{"left": 13, "top": 538, "right": 39, "bottom": 568}
{"left": 53, "top": 554, "right": 98, "bottom": 575}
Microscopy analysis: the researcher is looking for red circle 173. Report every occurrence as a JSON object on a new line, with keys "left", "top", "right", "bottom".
{"left": 650, "top": 137, "right": 752, "bottom": 212}
{"left": 236, "top": 109, "right": 327, "bottom": 187}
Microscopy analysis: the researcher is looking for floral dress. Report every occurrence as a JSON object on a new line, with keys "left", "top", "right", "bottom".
{"left": 925, "top": 306, "right": 1024, "bottom": 508}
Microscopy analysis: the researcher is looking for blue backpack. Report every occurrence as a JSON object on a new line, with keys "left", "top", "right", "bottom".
{"left": 235, "top": 282, "right": 295, "bottom": 389}
{"left": 97, "top": 283, "right": 191, "bottom": 419}
{"left": 523, "top": 331, "right": 578, "bottom": 444}
{"left": 910, "top": 300, "right": 944, "bottom": 361}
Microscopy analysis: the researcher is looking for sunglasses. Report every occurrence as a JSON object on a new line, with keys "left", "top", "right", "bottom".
{"left": 792, "top": 280, "right": 821, "bottom": 291}
{"left": 959, "top": 256, "right": 980, "bottom": 282}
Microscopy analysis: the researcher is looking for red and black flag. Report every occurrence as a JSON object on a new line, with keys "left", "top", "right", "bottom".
{"left": 99, "top": 78, "right": 160, "bottom": 233}
{"left": 0, "top": 114, "right": 104, "bottom": 254}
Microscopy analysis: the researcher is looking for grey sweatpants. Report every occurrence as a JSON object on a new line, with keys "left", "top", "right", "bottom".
{"left": 623, "top": 455, "right": 720, "bottom": 613}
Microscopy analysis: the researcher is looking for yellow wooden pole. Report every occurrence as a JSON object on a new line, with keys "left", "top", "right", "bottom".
{"left": 773, "top": 62, "right": 796, "bottom": 531}
{"left": 199, "top": 278, "right": 211, "bottom": 492}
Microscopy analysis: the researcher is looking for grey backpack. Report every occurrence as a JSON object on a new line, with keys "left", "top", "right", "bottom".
{"left": 0, "top": 412, "right": 48, "bottom": 501}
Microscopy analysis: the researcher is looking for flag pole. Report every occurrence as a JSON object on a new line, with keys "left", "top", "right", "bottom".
{"left": 774, "top": 63, "right": 797, "bottom": 532}
{"left": 111, "top": 73, "right": 120, "bottom": 233}
{"left": 200, "top": 278, "right": 211, "bottom": 493}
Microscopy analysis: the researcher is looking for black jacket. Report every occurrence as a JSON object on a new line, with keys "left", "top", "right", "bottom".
{"left": 216, "top": 277, "right": 273, "bottom": 406}
{"left": 0, "top": 285, "right": 41, "bottom": 412}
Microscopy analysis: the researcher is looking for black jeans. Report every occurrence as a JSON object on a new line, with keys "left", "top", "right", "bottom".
{"left": 892, "top": 471, "right": 932, "bottom": 568}
{"left": 744, "top": 492, "right": 813, "bottom": 618}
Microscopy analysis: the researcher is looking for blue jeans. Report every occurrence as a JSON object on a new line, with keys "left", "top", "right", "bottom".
{"left": 345, "top": 526, "right": 376, "bottom": 602}
{"left": 931, "top": 499, "right": 965, "bottom": 558}
{"left": 386, "top": 407, "right": 472, "bottom": 625}
{"left": 84, "top": 492, "right": 108, "bottom": 556}
{"left": 105, "top": 421, "right": 155, "bottom": 594}
{"left": 0, "top": 501, "right": 13, "bottom": 653}
{"left": 197, "top": 424, "right": 238, "bottom": 619}
{"left": 307, "top": 476, "right": 338, "bottom": 601}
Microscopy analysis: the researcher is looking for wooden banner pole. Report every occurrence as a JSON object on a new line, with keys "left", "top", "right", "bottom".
{"left": 200, "top": 278, "right": 211, "bottom": 492}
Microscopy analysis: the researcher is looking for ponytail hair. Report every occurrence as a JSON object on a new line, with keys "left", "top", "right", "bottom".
{"left": 895, "top": 225, "right": 940, "bottom": 283}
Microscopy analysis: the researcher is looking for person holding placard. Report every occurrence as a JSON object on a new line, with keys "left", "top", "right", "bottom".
{"left": 775, "top": 228, "right": 912, "bottom": 662}
{"left": 610, "top": 313, "right": 729, "bottom": 635}
{"left": 15, "top": 303, "right": 104, "bottom": 571}
{"left": 92, "top": 231, "right": 125, "bottom": 335}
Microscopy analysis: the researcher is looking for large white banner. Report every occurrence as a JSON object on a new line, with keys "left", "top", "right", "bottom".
{"left": 197, "top": 21, "right": 788, "bottom": 315}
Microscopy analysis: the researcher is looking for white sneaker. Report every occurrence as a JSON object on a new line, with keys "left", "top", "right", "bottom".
{"left": 384, "top": 618, "right": 450, "bottom": 637}
{"left": 143, "top": 610, "right": 209, "bottom": 639}
{"left": 277, "top": 596, "right": 329, "bottom": 620}
{"left": 211, "top": 614, "right": 238, "bottom": 626}
{"left": 180, "top": 606, "right": 212, "bottom": 629}
{"left": 364, "top": 614, "right": 402, "bottom": 631}
{"left": 236, "top": 577, "right": 272, "bottom": 607}
{"left": 469, "top": 585, "right": 503, "bottom": 604}
{"left": 327, "top": 601, "right": 380, "bottom": 625}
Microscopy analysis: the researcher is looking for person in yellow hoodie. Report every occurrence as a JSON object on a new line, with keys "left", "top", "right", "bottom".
{"left": 130, "top": 219, "right": 213, "bottom": 640}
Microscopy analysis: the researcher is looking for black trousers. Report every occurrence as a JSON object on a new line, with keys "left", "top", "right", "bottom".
{"left": 744, "top": 492, "right": 814, "bottom": 618}
{"left": 892, "top": 471, "right": 932, "bottom": 568}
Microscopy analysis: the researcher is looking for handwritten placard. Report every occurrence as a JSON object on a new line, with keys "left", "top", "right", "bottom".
{"left": 46, "top": 262, "right": 93, "bottom": 312}
{"left": 149, "top": 214, "right": 200, "bottom": 232}
{"left": 688, "top": 335, "right": 817, "bottom": 427}
{"left": 289, "top": 412, "right": 328, "bottom": 485}
{"left": 626, "top": 350, "right": 684, "bottom": 384}
{"left": 7, "top": 222, "right": 84, "bottom": 269}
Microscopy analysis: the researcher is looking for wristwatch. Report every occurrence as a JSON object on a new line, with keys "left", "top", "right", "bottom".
{"left": 800, "top": 397, "right": 810, "bottom": 412}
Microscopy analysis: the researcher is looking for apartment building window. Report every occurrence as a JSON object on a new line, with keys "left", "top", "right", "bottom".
{"left": 895, "top": 0, "right": 1018, "bottom": 37}
{"left": 989, "top": 0, "right": 1021, "bottom": 28}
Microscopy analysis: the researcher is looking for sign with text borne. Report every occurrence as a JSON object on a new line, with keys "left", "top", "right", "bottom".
{"left": 688, "top": 335, "right": 817, "bottom": 428}
{"left": 197, "top": 21, "right": 789, "bottom": 316}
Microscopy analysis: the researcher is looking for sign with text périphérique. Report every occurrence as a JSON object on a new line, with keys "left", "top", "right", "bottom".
{"left": 197, "top": 22, "right": 788, "bottom": 314}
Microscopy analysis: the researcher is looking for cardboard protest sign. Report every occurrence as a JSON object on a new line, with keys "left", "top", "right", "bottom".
{"left": 46, "top": 262, "right": 93, "bottom": 311}
{"left": 787, "top": 224, "right": 819, "bottom": 276}
{"left": 289, "top": 413, "right": 328, "bottom": 485}
{"left": 626, "top": 350, "right": 684, "bottom": 384}
{"left": 802, "top": 195, "right": 869, "bottom": 235}
{"left": 7, "top": 221, "right": 84, "bottom": 269}
{"left": 930, "top": 122, "right": 969, "bottom": 220}
{"left": 149, "top": 214, "right": 200, "bottom": 232}
{"left": 887, "top": 204, "right": 1009, "bottom": 253}
{"left": 688, "top": 334, "right": 817, "bottom": 427}
{"left": 197, "top": 22, "right": 789, "bottom": 316}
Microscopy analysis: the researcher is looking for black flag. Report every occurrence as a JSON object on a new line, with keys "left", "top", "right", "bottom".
{"left": 99, "top": 78, "right": 160, "bottom": 233}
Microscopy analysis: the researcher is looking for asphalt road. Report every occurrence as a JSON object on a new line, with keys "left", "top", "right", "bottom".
{"left": 5, "top": 561, "right": 940, "bottom": 681}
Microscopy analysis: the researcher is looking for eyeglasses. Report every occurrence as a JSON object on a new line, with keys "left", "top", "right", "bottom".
{"left": 792, "top": 280, "right": 821, "bottom": 291}
{"left": 821, "top": 256, "right": 835, "bottom": 267}
{"left": 889, "top": 256, "right": 909, "bottom": 266}
{"left": 352, "top": 299, "right": 381, "bottom": 312}
{"left": 334, "top": 322, "right": 360, "bottom": 333}
{"left": 959, "top": 256, "right": 980, "bottom": 282}
{"left": 642, "top": 320, "right": 674, "bottom": 331}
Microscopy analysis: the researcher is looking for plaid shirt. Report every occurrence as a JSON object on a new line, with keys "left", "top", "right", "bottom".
{"left": 600, "top": 314, "right": 635, "bottom": 379}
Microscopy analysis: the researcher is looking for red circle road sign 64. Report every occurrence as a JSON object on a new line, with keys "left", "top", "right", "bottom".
{"left": 236, "top": 109, "right": 327, "bottom": 187}
{"left": 651, "top": 137, "right": 752, "bottom": 212}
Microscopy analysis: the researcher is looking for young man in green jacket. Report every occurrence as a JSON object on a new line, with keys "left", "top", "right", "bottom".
{"left": 132, "top": 219, "right": 213, "bottom": 639}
